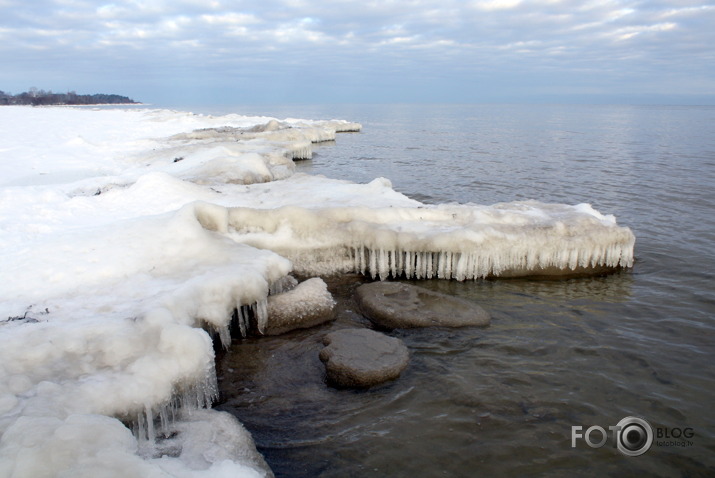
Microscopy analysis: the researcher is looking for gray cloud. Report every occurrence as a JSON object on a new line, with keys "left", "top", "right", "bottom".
{"left": 1, "top": 0, "right": 713, "bottom": 103}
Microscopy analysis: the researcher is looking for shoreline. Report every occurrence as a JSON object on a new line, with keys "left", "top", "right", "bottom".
{"left": 0, "top": 106, "right": 635, "bottom": 477}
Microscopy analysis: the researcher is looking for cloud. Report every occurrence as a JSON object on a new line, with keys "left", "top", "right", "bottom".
{"left": 200, "top": 12, "right": 260, "bottom": 26}
{"left": 471, "top": 0, "right": 522, "bottom": 11}
{"left": 0, "top": 0, "right": 713, "bottom": 103}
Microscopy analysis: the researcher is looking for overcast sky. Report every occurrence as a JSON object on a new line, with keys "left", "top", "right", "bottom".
{"left": 1, "top": 0, "right": 714, "bottom": 105}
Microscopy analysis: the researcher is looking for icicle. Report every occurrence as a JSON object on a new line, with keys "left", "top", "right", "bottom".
{"left": 331, "top": 121, "right": 362, "bottom": 132}
{"left": 145, "top": 404, "right": 155, "bottom": 444}
{"left": 473, "top": 253, "right": 482, "bottom": 279}
{"left": 135, "top": 407, "right": 147, "bottom": 443}
{"left": 309, "top": 127, "right": 336, "bottom": 142}
{"left": 405, "top": 251, "right": 414, "bottom": 278}
{"left": 438, "top": 251, "right": 445, "bottom": 279}
{"left": 254, "top": 299, "right": 268, "bottom": 334}
{"left": 589, "top": 248, "right": 597, "bottom": 268}
{"left": 567, "top": 249, "right": 578, "bottom": 270}
{"left": 129, "top": 355, "right": 220, "bottom": 456}
{"left": 415, "top": 252, "right": 422, "bottom": 279}
{"left": 471, "top": 254, "right": 479, "bottom": 280}
{"left": 576, "top": 248, "right": 586, "bottom": 268}
{"left": 461, "top": 253, "right": 471, "bottom": 280}
{"left": 369, "top": 248, "right": 377, "bottom": 278}
{"left": 217, "top": 324, "right": 231, "bottom": 349}
{"left": 379, "top": 249, "right": 388, "bottom": 279}
{"left": 609, "top": 244, "right": 620, "bottom": 267}
{"left": 455, "top": 253, "right": 467, "bottom": 281}
{"left": 604, "top": 246, "right": 612, "bottom": 267}
{"left": 158, "top": 404, "right": 173, "bottom": 437}
{"left": 284, "top": 141, "right": 312, "bottom": 159}
{"left": 235, "top": 306, "right": 248, "bottom": 337}
{"left": 477, "top": 253, "right": 488, "bottom": 278}
{"left": 204, "top": 370, "right": 219, "bottom": 408}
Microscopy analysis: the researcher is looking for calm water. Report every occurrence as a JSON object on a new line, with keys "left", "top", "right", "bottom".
{"left": 210, "top": 104, "right": 715, "bottom": 477}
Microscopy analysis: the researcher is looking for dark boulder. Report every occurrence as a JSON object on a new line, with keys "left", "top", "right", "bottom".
{"left": 319, "top": 328, "right": 409, "bottom": 388}
{"left": 355, "top": 281, "right": 490, "bottom": 329}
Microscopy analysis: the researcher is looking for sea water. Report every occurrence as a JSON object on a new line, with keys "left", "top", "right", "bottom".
{"left": 205, "top": 104, "right": 715, "bottom": 477}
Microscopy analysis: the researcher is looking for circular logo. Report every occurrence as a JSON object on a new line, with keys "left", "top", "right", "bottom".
{"left": 616, "top": 416, "right": 653, "bottom": 456}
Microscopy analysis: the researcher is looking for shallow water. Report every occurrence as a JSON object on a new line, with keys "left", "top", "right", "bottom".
{"left": 212, "top": 104, "right": 715, "bottom": 476}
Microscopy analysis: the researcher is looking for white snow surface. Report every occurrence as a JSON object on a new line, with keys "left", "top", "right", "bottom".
{"left": 0, "top": 106, "right": 634, "bottom": 477}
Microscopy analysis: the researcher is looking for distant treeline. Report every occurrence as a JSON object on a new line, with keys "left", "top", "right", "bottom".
{"left": 0, "top": 88, "right": 138, "bottom": 106}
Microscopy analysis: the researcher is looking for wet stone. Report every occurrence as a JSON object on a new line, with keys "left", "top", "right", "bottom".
{"left": 354, "top": 281, "right": 491, "bottom": 329}
{"left": 319, "top": 328, "right": 409, "bottom": 388}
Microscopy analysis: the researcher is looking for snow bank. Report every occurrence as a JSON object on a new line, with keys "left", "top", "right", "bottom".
{"left": 0, "top": 106, "right": 359, "bottom": 477}
{"left": 0, "top": 199, "right": 290, "bottom": 477}
{"left": 0, "top": 105, "right": 634, "bottom": 477}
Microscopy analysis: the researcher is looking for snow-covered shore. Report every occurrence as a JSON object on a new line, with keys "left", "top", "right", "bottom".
{"left": 0, "top": 106, "right": 634, "bottom": 477}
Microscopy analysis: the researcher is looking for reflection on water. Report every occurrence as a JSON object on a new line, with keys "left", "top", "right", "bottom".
{"left": 412, "top": 273, "right": 635, "bottom": 303}
{"left": 214, "top": 104, "right": 715, "bottom": 476}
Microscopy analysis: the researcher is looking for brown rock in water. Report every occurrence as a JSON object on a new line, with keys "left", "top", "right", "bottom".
{"left": 265, "top": 277, "right": 335, "bottom": 335}
{"left": 355, "top": 281, "right": 491, "bottom": 329}
{"left": 319, "top": 328, "right": 409, "bottom": 388}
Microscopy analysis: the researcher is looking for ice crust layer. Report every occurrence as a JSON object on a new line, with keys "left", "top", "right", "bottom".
{"left": 225, "top": 200, "right": 634, "bottom": 279}
{"left": 0, "top": 106, "right": 634, "bottom": 477}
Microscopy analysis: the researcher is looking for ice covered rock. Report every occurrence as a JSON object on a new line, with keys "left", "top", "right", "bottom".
{"left": 288, "top": 119, "right": 362, "bottom": 133}
{"left": 168, "top": 119, "right": 345, "bottom": 148}
{"left": 319, "top": 328, "right": 409, "bottom": 388}
{"left": 226, "top": 201, "right": 635, "bottom": 279}
{"left": 321, "top": 120, "right": 361, "bottom": 133}
{"left": 150, "top": 409, "right": 273, "bottom": 478}
{"left": 355, "top": 282, "right": 491, "bottom": 329}
{"left": 264, "top": 277, "right": 335, "bottom": 335}
{"left": 247, "top": 119, "right": 283, "bottom": 132}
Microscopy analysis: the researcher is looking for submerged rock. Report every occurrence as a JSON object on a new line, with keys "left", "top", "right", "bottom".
{"left": 319, "top": 328, "right": 409, "bottom": 388}
{"left": 265, "top": 277, "right": 335, "bottom": 335}
{"left": 355, "top": 281, "right": 491, "bottom": 329}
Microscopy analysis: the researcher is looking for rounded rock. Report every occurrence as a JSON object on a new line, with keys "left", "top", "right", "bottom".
{"left": 355, "top": 281, "right": 491, "bottom": 329}
{"left": 319, "top": 328, "right": 409, "bottom": 388}
{"left": 265, "top": 277, "right": 335, "bottom": 335}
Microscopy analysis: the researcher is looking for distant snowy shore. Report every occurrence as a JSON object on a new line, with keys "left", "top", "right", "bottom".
{"left": 0, "top": 106, "right": 634, "bottom": 477}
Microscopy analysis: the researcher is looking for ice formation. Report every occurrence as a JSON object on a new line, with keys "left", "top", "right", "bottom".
{"left": 0, "top": 105, "right": 634, "bottom": 477}
{"left": 225, "top": 200, "right": 634, "bottom": 279}
{"left": 265, "top": 277, "right": 336, "bottom": 335}
{"left": 0, "top": 107, "right": 358, "bottom": 478}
